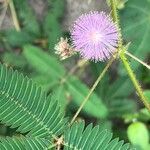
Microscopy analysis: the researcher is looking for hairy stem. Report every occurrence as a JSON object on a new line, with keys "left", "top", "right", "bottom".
{"left": 110, "top": 0, "right": 122, "bottom": 47}
{"left": 120, "top": 53, "right": 150, "bottom": 111}
{"left": 70, "top": 56, "right": 116, "bottom": 125}
{"left": 110, "top": 0, "right": 119, "bottom": 24}
{"left": 8, "top": 0, "right": 20, "bottom": 31}
{"left": 110, "top": 0, "right": 150, "bottom": 111}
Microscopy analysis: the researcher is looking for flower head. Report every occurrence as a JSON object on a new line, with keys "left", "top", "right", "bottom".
{"left": 71, "top": 11, "right": 119, "bottom": 61}
{"left": 55, "top": 37, "right": 75, "bottom": 60}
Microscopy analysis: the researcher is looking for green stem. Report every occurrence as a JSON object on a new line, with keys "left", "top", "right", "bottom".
{"left": 8, "top": 0, "right": 20, "bottom": 31}
{"left": 120, "top": 53, "right": 150, "bottom": 111}
{"left": 110, "top": 0, "right": 150, "bottom": 111}
{"left": 110, "top": 0, "right": 119, "bottom": 23}
{"left": 110, "top": 0, "right": 122, "bottom": 47}
{"left": 70, "top": 56, "right": 116, "bottom": 125}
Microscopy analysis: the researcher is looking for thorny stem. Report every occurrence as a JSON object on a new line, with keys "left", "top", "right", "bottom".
{"left": 110, "top": 0, "right": 118, "bottom": 24}
{"left": 110, "top": 0, "right": 150, "bottom": 111}
{"left": 8, "top": 0, "right": 20, "bottom": 31}
{"left": 120, "top": 53, "right": 150, "bottom": 111}
{"left": 125, "top": 51, "right": 150, "bottom": 70}
{"left": 110, "top": 0, "right": 122, "bottom": 48}
{"left": 70, "top": 55, "right": 116, "bottom": 125}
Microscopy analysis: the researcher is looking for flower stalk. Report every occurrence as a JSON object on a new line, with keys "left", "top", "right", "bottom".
{"left": 70, "top": 55, "right": 116, "bottom": 125}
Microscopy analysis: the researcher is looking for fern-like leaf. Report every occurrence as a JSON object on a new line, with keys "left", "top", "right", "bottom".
{"left": 0, "top": 137, "right": 52, "bottom": 150}
{"left": 64, "top": 121, "right": 133, "bottom": 150}
{"left": 0, "top": 64, "right": 67, "bottom": 139}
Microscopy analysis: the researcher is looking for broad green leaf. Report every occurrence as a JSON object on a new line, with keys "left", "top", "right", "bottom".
{"left": 107, "top": 76, "right": 133, "bottom": 98}
{"left": 90, "top": 62, "right": 109, "bottom": 99}
{"left": 109, "top": 98, "right": 137, "bottom": 117}
{"left": 119, "top": 0, "right": 150, "bottom": 74}
{"left": 3, "top": 0, "right": 40, "bottom": 47}
{"left": 23, "top": 45, "right": 65, "bottom": 80}
{"left": 32, "top": 74, "right": 58, "bottom": 92}
{"left": 2, "top": 52, "right": 27, "bottom": 68}
{"left": 43, "top": 0, "right": 65, "bottom": 49}
{"left": 52, "top": 85, "right": 69, "bottom": 112}
{"left": 3, "top": 30, "right": 35, "bottom": 47}
{"left": 14, "top": 0, "right": 40, "bottom": 35}
{"left": 43, "top": 15, "right": 62, "bottom": 50}
{"left": 66, "top": 76, "right": 108, "bottom": 118}
{"left": 48, "top": 0, "right": 65, "bottom": 18}
{"left": 127, "top": 122, "right": 149, "bottom": 150}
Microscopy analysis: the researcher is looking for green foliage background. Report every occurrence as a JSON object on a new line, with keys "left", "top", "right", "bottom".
{"left": 0, "top": 0, "right": 150, "bottom": 149}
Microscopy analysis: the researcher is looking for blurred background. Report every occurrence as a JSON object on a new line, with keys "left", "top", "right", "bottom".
{"left": 0, "top": 0, "right": 150, "bottom": 149}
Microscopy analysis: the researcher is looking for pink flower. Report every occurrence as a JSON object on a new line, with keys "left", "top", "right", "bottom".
{"left": 71, "top": 11, "right": 119, "bottom": 61}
